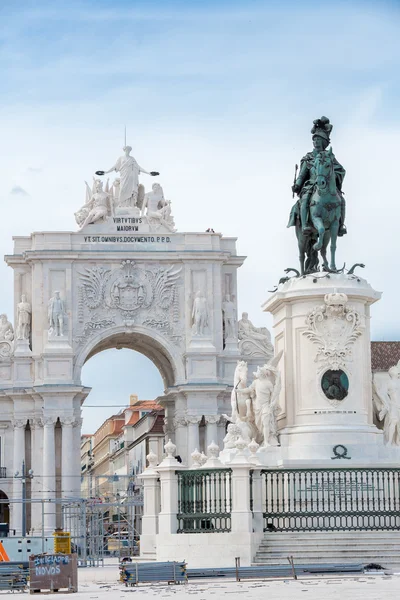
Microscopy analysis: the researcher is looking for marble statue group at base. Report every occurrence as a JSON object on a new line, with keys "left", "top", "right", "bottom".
{"left": 223, "top": 352, "right": 283, "bottom": 450}
{"left": 373, "top": 361, "right": 400, "bottom": 446}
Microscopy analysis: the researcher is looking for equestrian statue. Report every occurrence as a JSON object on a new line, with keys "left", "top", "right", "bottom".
{"left": 287, "top": 116, "right": 347, "bottom": 274}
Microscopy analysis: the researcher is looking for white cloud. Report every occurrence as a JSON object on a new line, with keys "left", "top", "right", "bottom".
{"left": 10, "top": 185, "right": 29, "bottom": 196}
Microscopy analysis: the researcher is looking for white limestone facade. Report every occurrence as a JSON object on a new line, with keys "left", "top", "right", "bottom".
{"left": 0, "top": 222, "right": 272, "bottom": 534}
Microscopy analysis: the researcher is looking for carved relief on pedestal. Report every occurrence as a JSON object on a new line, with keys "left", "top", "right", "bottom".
{"left": 304, "top": 290, "right": 362, "bottom": 407}
{"left": 75, "top": 260, "right": 183, "bottom": 347}
{"left": 303, "top": 291, "right": 362, "bottom": 373}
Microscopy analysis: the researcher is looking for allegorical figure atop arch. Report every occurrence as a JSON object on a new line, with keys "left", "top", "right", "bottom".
{"left": 98, "top": 145, "right": 159, "bottom": 208}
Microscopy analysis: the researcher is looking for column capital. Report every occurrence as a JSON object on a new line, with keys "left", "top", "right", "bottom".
{"left": 59, "top": 416, "right": 75, "bottom": 427}
{"left": 41, "top": 416, "right": 57, "bottom": 427}
{"left": 12, "top": 418, "right": 27, "bottom": 429}
{"left": 204, "top": 414, "right": 221, "bottom": 425}
{"left": 29, "top": 418, "right": 43, "bottom": 430}
{"left": 74, "top": 417, "right": 83, "bottom": 428}
{"left": 173, "top": 416, "right": 188, "bottom": 428}
{"left": 186, "top": 414, "right": 202, "bottom": 425}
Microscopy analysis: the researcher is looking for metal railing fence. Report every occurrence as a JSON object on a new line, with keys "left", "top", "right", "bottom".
{"left": 177, "top": 469, "right": 232, "bottom": 533}
{"left": 260, "top": 468, "right": 400, "bottom": 532}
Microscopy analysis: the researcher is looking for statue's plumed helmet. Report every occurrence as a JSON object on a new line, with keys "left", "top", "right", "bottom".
{"left": 311, "top": 116, "right": 332, "bottom": 143}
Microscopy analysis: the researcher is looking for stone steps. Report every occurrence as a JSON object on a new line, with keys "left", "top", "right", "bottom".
{"left": 253, "top": 531, "right": 400, "bottom": 570}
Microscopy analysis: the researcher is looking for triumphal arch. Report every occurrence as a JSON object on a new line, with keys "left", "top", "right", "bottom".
{"left": 0, "top": 145, "right": 272, "bottom": 534}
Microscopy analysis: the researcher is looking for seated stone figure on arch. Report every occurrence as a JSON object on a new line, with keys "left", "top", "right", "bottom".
{"left": 75, "top": 178, "right": 113, "bottom": 230}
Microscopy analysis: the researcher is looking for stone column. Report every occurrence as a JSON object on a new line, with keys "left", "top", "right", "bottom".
{"left": 11, "top": 419, "right": 26, "bottom": 535}
{"left": 30, "top": 418, "right": 44, "bottom": 533}
{"left": 60, "top": 417, "right": 75, "bottom": 499}
{"left": 72, "top": 418, "right": 83, "bottom": 499}
{"left": 42, "top": 416, "right": 57, "bottom": 534}
{"left": 205, "top": 415, "right": 220, "bottom": 449}
{"left": 173, "top": 417, "right": 188, "bottom": 464}
{"left": 217, "top": 416, "right": 227, "bottom": 449}
{"left": 163, "top": 411, "right": 175, "bottom": 445}
{"left": 186, "top": 415, "right": 201, "bottom": 456}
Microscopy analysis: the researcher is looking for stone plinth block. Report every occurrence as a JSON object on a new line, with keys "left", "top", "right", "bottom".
{"left": 261, "top": 273, "right": 399, "bottom": 466}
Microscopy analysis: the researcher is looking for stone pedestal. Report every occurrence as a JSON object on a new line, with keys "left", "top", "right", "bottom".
{"left": 262, "top": 273, "right": 400, "bottom": 466}
{"left": 139, "top": 468, "right": 160, "bottom": 559}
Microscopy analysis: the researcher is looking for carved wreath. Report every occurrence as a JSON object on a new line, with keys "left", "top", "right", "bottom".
{"left": 303, "top": 294, "right": 362, "bottom": 372}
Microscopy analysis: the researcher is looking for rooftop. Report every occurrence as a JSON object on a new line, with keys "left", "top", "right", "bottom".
{"left": 371, "top": 341, "right": 400, "bottom": 372}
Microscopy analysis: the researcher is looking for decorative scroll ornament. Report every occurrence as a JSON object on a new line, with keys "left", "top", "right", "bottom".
{"left": 303, "top": 290, "right": 362, "bottom": 372}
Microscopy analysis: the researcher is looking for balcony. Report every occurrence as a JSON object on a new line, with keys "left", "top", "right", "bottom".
{"left": 0, "top": 467, "right": 6, "bottom": 478}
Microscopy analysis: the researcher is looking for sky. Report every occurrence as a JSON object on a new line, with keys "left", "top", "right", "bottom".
{"left": 0, "top": 0, "right": 399, "bottom": 432}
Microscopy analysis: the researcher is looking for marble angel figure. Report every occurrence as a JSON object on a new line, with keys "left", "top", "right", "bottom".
{"left": 373, "top": 366, "right": 400, "bottom": 446}
{"left": 241, "top": 351, "right": 283, "bottom": 447}
{"left": 76, "top": 179, "right": 113, "bottom": 230}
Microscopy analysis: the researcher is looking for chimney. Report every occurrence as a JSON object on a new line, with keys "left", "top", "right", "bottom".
{"left": 130, "top": 394, "right": 139, "bottom": 406}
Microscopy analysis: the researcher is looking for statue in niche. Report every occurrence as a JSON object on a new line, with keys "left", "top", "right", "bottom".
{"left": 373, "top": 364, "right": 400, "bottom": 446}
{"left": 76, "top": 179, "right": 112, "bottom": 230}
{"left": 192, "top": 291, "right": 208, "bottom": 336}
{"left": 0, "top": 314, "right": 14, "bottom": 359}
{"left": 48, "top": 291, "right": 65, "bottom": 337}
{"left": 99, "top": 146, "right": 159, "bottom": 208}
{"left": 222, "top": 295, "right": 235, "bottom": 340}
{"left": 17, "top": 294, "right": 31, "bottom": 340}
{"left": 238, "top": 312, "right": 274, "bottom": 359}
{"left": 141, "top": 184, "right": 176, "bottom": 232}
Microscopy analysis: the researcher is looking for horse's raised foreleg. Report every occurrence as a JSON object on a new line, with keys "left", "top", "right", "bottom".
{"left": 330, "top": 222, "right": 340, "bottom": 271}
{"left": 311, "top": 216, "right": 325, "bottom": 251}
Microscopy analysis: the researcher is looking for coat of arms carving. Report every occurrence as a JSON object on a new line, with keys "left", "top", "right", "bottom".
{"left": 303, "top": 290, "right": 362, "bottom": 372}
{"left": 77, "top": 260, "right": 182, "bottom": 346}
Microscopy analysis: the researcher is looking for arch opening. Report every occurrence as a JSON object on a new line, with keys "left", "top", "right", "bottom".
{"left": 75, "top": 328, "right": 183, "bottom": 389}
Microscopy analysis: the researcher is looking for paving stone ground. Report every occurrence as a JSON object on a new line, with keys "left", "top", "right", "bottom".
{"left": 11, "top": 571, "right": 400, "bottom": 600}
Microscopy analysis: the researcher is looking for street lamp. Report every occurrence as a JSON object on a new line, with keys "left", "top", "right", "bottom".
{"left": 14, "top": 461, "right": 34, "bottom": 537}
